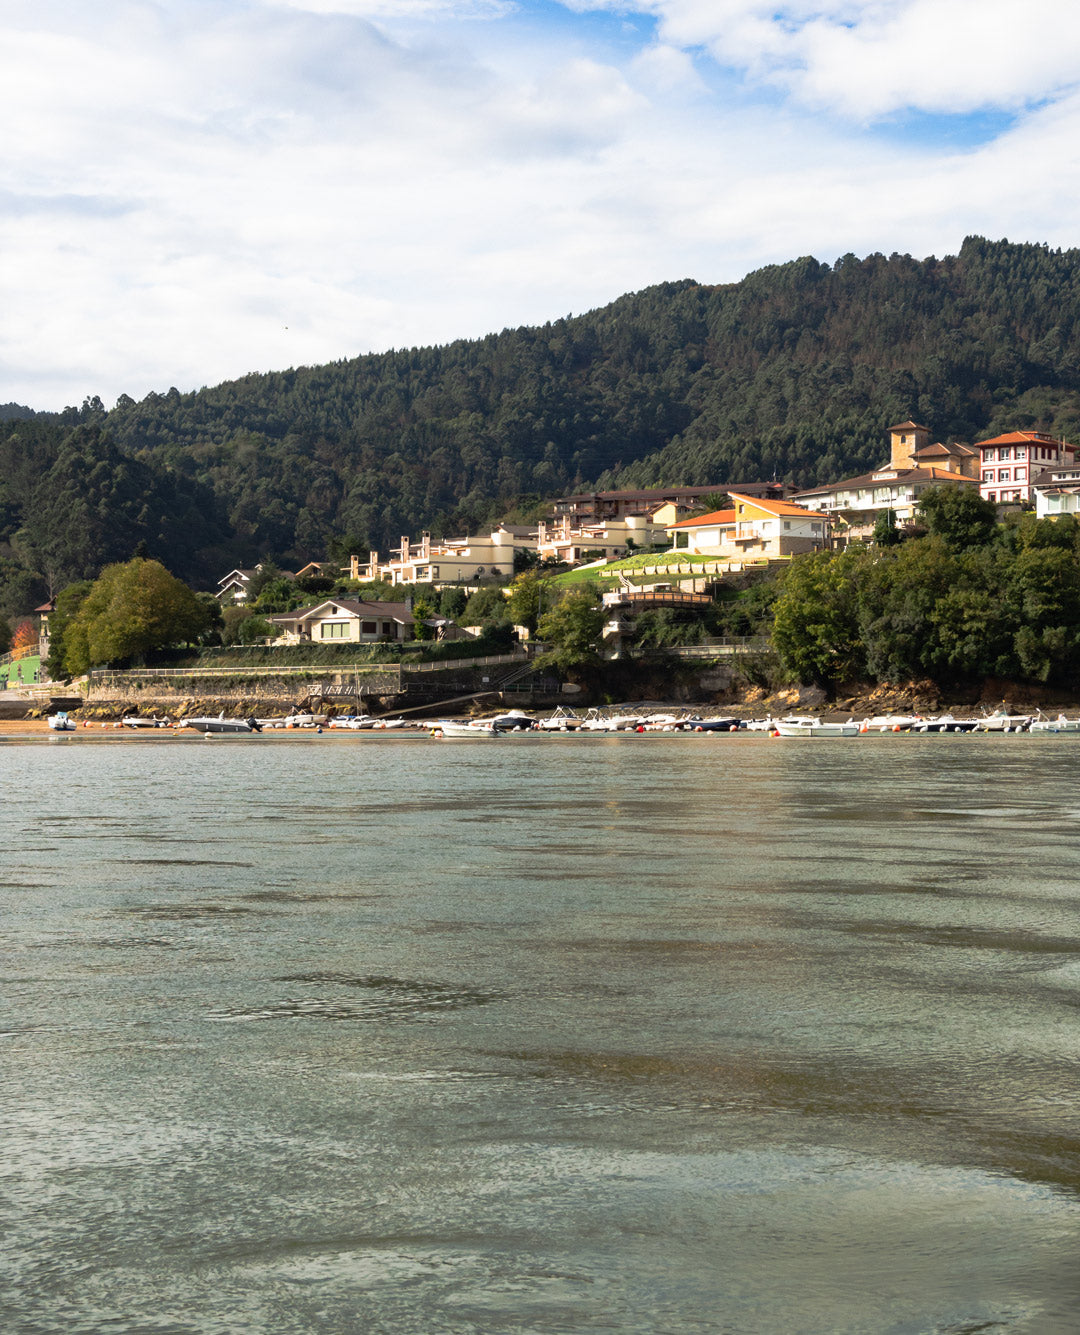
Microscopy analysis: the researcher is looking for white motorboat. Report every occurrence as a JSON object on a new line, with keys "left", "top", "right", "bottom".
{"left": 429, "top": 720, "right": 499, "bottom": 737}
{"left": 48, "top": 710, "right": 77, "bottom": 731}
{"left": 1029, "top": 713, "right": 1080, "bottom": 733}
{"left": 535, "top": 707, "right": 582, "bottom": 731}
{"left": 773, "top": 717, "right": 860, "bottom": 737}
{"left": 579, "top": 709, "right": 613, "bottom": 732}
{"left": 608, "top": 713, "right": 646, "bottom": 730}
{"left": 183, "top": 714, "right": 263, "bottom": 734}
{"left": 280, "top": 712, "right": 327, "bottom": 728}
{"left": 976, "top": 710, "right": 1033, "bottom": 732}
{"left": 328, "top": 715, "right": 374, "bottom": 730}
{"left": 121, "top": 715, "right": 172, "bottom": 729}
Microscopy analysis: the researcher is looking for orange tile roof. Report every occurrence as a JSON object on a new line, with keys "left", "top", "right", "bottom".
{"left": 667, "top": 508, "right": 736, "bottom": 529}
{"left": 729, "top": 492, "right": 832, "bottom": 521}
{"left": 888, "top": 420, "right": 931, "bottom": 433}
{"left": 924, "top": 467, "right": 974, "bottom": 482}
{"left": 977, "top": 431, "right": 1070, "bottom": 447}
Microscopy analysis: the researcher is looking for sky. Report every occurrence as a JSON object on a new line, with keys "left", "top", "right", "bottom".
{"left": 3, "top": 0, "right": 1080, "bottom": 411}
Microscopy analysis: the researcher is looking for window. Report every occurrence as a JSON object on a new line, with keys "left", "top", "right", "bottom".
{"left": 381, "top": 622, "right": 394, "bottom": 636}
{"left": 674, "top": 532, "right": 689, "bottom": 548}
{"left": 982, "top": 471, "right": 993, "bottom": 482}
{"left": 1015, "top": 468, "right": 1026, "bottom": 481}
{"left": 999, "top": 470, "right": 1011, "bottom": 482}
{"left": 321, "top": 622, "right": 348, "bottom": 639}
{"left": 987, "top": 492, "right": 997, "bottom": 502}
{"left": 361, "top": 621, "right": 377, "bottom": 634}
{"left": 783, "top": 520, "right": 791, "bottom": 530}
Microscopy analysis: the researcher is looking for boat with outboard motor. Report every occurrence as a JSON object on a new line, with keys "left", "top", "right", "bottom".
{"left": 773, "top": 717, "right": 860, "bottom": 737}
{"left": 48, "top": 710, "right": 77, "bottom": 731}
{"left": 430, "top": 719, "right": 499, "bottom": 738}
{"left": 183, "top": 714, "right": 263, "bottom": 734}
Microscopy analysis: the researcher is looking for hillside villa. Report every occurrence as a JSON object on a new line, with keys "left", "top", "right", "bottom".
{"left": 790, "top": 422, "right": 978, "bottom": 539}
{"left": 536, "top": 503, "right": 692, "bottom": 564}
{"left": 1032, "top": 460, "right": 1080, "bottom": 519}
{"left": 346, "top": 525, "right": 536, "bottom": 586}
{"left": 977, "top": 431, "right": 1077, "bottom": 505}
{"left": 268, "top": 599, "right": 414, "bottom": 645}
{"left": 666, "top": 493, "right": 832, "bottom": 559}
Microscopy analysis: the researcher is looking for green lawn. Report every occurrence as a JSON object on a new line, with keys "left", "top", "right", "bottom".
{"left": 553, "top": 552, "right": 723, "bottom": 586}
{"left": 1, "top": 654, "right": 41, "bottom": 687}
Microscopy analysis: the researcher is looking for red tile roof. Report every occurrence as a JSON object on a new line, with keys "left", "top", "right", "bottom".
{"left": 729, "top": 493, "right": 831, "bottom": 521}
{"left": 667, "top": 508, "right": 736, "bottom": 530}
{"left": 976, "top": 431, "right": 1069, "bottom": 447}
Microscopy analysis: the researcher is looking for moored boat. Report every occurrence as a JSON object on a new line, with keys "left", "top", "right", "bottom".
{"left": 429, "top": 719, "right": 499, "bottom": 737}
{"left": 860, "top": 714, "right": 923, "bottom": 732}
{"left": 121, "top": 715, "right": 172, "bottom": 729}
{"left": 914, "top": 714, "right": 978, "bottom": 733}
{"left": 486, "top": 709, "right": 535, "bottom": 732}
{"left": 976, "top": 709, "right": 1033, "bottom": 732}
{"left": 183, "top": 714, "right": 263, "bottom": 734}
{"left": 534, "top": 707, "right": 582, "bottom": 731}
{"left": 773, "top": 717, "right": 860, "bottom": 737}
{"left": 48, "top": 710, "right": 77, "bottom": 731}
{"left": 1029, "top": 712, "right": 1080, "bottom": 733}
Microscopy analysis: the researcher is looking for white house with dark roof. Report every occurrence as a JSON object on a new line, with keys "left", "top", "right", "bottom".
{"left": 269, "top": 599, "right": 414, "bottom": 645}
{"left": 791, "top": 422, "right": 979, "bottom": 539}
{"left": 1032, "top": 461, "right": 1080, "bottom": 519}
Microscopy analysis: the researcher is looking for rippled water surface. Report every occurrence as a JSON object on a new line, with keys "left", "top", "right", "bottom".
{"left": 4, "top": 731, "right": 1080, "bottom": 1333}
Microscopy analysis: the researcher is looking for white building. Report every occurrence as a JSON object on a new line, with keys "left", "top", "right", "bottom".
{"left": 667, "top": 494, "right": 832, "bottom": 558}
{"left": 976, "top": 431, "right": 1077, "bottom": 505}
{"left": 536, "top": 511, "right": 672, "bottom": 564}
{"left": 348, "top": 525, "right": 536, "bottom": 586}
{"left": 1032, "top": 461, "right": 1080, "bottom": 519}
{"left": 791, "top": 422, "right": 979, "bottom": 540}
{"left": 269, "top": 599, "right": 414, "bottom": 645}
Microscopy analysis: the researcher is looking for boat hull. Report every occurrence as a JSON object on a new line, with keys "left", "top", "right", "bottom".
{"left": 184, "top": 717, "right": 261, "bottom": 734}
{"left": 774, "top": 721, "right": 860, "bottom": 737}
{"left": 430, "top": 721, "right": 499, "bottom": 737}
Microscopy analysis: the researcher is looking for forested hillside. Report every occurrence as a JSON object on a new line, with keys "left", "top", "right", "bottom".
{"left": 5, "top": 235, "right": 1080, "bottom": 619}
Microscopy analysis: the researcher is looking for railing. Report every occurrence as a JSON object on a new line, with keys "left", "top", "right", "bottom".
{"left": 667, "top": 637, "right": 772, "bottom": 658}
{"left": 606, "top": 589, "right": 713, "bottom": 607}
{"left": 87, "top": 663, "right": 400, "bottom": 681}
{"left": 400, "top": 652, "right": 528, "bottom": 674}
{"left": 0, "top": 645, "right": 39, "bottom": 666}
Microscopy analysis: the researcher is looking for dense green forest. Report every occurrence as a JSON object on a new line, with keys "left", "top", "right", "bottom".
{"left": 771, "top": 491, "right": 1080, "bottom": 691}
{"left": 6, "top": 235, "right": 1080, "bottom": 621}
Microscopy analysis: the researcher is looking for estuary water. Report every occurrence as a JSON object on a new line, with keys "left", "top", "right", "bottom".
{"left": 3, "top": 730, "right": 1080, "bottom": 1334}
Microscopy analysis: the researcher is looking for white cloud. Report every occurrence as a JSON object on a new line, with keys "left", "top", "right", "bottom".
{"left": 564, "top": 0, "right": 1080, "bottom": 119}
{"left": 3, "top": 0, "right": 1080, "bottom": 409}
